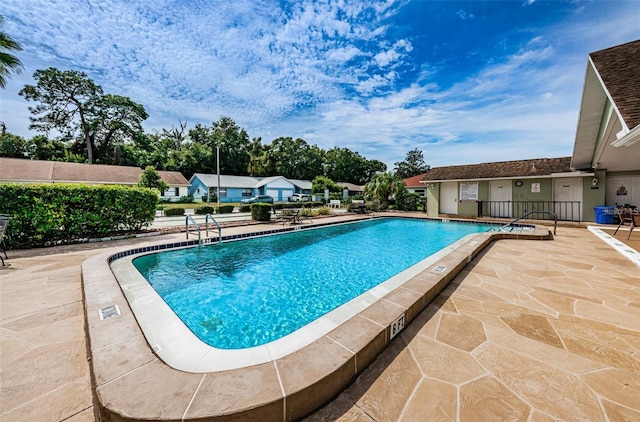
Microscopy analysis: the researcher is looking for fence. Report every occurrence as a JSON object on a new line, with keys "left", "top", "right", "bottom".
{"left": 477, "top": 201, "right": 581, "bottom": 222}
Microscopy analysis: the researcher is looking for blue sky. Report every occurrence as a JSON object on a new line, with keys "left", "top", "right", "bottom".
{"left": 1, "top": 0, "right": 639, "bottom": 169}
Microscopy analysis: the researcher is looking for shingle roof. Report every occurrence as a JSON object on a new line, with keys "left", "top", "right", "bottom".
{"left": 0, "top": 158, "right": 54, "bottom": 182}
{"left": 191, "top": 173, "right": 259, "bottom": 188}
{"left": 590, "top": 39, "right": 640, "bottom": 130}
{"left": 420, "top": 157, "right": 573, "bottom": 182}
{"left": 403, "top": 173, "right": 429, "bottom": 187}
{"left": 288, "top": 179, "right": 313, "bottom": 190}
{"left": 0, "top": 158, "right": 189, "bottom": 186}
{"left": 337, "top": 182, "right": 364, "bottom": 192}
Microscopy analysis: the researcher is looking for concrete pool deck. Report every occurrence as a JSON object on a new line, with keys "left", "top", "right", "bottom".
{"left": 1, "top": 213, "right": 638, "bottom": 421}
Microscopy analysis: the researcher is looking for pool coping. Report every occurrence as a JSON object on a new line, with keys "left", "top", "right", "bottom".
{"left": 82, "top": 216, "right": 551, "bottom": 421}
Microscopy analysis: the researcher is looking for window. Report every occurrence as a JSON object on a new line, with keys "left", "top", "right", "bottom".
{"left": 242, "top": 189, "right": 252, "bottom": 197}
{"left": 219, "top": 188, "right": 227, "bottom": 197}
{"left": 175, "top": 187, "right": 179, "bottom": 196}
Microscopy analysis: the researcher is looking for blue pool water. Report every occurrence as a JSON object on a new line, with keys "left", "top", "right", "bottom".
{"left": 133, "top": 218, "right": 491, "bottom": 349}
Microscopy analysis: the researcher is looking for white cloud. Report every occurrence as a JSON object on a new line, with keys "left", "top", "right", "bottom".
{"left": 1, "top": 0, "right": 639, "bottom": 171}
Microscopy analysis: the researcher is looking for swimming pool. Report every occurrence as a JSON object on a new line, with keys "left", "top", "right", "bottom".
{"left": 132, "top": 218, "right": 491, "bottom": 349}
{"left": 88, "top": 215, "right": 549, "bottom": 421}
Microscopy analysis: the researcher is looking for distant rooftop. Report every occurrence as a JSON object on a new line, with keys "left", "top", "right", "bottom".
{"left": 420, "top": 157, "right": 573, "bottom": 182}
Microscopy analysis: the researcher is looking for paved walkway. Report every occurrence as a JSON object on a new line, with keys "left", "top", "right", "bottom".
{"left": 0, "top": 217, "right": 638, "bottom": 421}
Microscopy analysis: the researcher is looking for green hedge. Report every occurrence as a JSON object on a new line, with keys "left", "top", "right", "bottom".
{"left": 164, "top": 207, "right": 185, "bottom": 216}
{"left": 0, "top": 184, "right": 158, "bottom": 249}
{"left": 273, "top": 201, "right": 323, "bottom": 210}
{"left": 239, "top": 205, "right": 251, "bottom": 212}
{"left": 216, "top": 205, "right": 235, "bottom": 214}
{"left": 195, "top": 206, "right": 215, "bottom": 215}
{"left": 250, "top": 203, "right": 271, "bottom": 221}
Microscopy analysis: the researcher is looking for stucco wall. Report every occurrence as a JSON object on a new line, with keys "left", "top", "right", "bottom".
{"left": 426, "top": 184, "right": 439, "bottom": 217}
{"left": 582, "top": 170, "right": 606, "bottom": 222}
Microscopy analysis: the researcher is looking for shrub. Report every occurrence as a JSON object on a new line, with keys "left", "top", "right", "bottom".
{"left": 299, "top": 208, "right": 314, "bottom": 217}
{"left": 216, "top": 205, "right": 234, "bottom": 214}
{"left": 251, "top": 203, "right": 271, "bottom": 221}
{"left": 317, "top": 206, "right": 331, "bottom": 215}
{"left": 164, "top": 207, "right": 185, "bottom": 216}
{"left": 0, "top": 183, "right": 157, "bottom": 248}
{"left": 195, "top": 206, "right": 215, "bottom": 215}
{"left": 239, "top": 205, "right": 251, "bottom": 212}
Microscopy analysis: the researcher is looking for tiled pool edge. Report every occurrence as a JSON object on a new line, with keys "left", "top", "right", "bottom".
{"left": 81, "top": 218, "right": 551, "bottom": 421}
{"left": 587, "top": 225, "right": 640, "bottom": 267}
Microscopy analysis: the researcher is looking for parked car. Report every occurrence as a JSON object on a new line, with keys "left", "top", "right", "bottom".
{"left": 288, "top": 193, "right": 310, "bottom": 202}
{"left": 241, "top": 195, "right": 274, "bottom": 204}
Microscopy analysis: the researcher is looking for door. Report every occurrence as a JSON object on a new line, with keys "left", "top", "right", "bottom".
{"left": 490, "top": 180, "right": 512, "bottom": 217}
{"left": 553, "top": 178, "right": 581, "bottom": 221}
{"left": 606, "top": 176, "right": 639, "bottom": 207}
{"left": 440, "top": 182, "right": 458, "bottom": 215}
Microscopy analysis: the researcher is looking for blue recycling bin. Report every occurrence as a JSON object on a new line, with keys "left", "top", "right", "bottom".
{"left": 594, "top": 206, "right": 615, "bottom": 224}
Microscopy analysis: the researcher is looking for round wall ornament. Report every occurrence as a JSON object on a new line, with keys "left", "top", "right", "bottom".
{"left": 515, "top": 180, "right": 523, "bottom": 187}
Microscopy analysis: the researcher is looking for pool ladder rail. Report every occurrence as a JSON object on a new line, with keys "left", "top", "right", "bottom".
{"left": 185, "top": 214, "right": 222, "bottom": 245}
{"left": 499, "top": 210, "right": 557, "bottom": 235}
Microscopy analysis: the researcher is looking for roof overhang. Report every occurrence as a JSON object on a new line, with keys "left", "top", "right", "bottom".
{"left": 611, "top": 123, "right": 640, "bottom": 147}
{"left": 420, "top": 173, "right": 593, "bottom": 184}
{"left": 571, "top": 56, "right": 639, "bottom": 172}
{"left": 571, "top": 60, "right": 609, "bottom": 170}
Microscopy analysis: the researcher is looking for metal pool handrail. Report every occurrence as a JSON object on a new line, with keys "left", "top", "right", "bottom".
{"left": 205, "top": 214, "right": 222, "bottom": 245}
{"left": 185, "top": 215, "right": 201, "bottom": 244}
{"left": 500, "top": 210, "right": 557, "bottom": 235}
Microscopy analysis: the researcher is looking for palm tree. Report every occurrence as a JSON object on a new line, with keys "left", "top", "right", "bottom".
{"left": 364, "top": 172, "right": 395, "bottom": 208}
{"left": 0, "top": 15, "right": 23, "bottom": 89}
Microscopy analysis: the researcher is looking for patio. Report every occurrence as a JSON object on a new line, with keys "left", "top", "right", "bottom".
{"left": 0, "top": 215, "right": 638, "bottom": 421}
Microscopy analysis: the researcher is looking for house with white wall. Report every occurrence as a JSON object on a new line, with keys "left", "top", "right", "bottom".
{"left": 420, "top": 39, "right": 640, "bottom": 223}
{"left": 188, "top": 173, "right": 312, "bottom": 202}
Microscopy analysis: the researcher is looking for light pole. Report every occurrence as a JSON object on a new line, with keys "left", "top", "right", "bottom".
{"left": 216, "top": 144, "right": 221, "bottom": 207}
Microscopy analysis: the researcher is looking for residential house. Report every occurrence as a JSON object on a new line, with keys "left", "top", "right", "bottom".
{"left": 188, "top": 173, "right": 313, "bottom": 202}
{"left": 0, "top": 157, "right": 190, "bottom": 202}
{"left": 420, "top": 40, "right": 640, "bottom": 222}
{"left": 420, "top": 157, "right": 590, "bottom": 221}
{"left": 402, "top": 173, "right": 429, "bottom": 198}
{"left": 338, "top": 182, "right": 365, "bottom": 198}
{"left": 571, "top": 39, "right": 640, "bottom": 209}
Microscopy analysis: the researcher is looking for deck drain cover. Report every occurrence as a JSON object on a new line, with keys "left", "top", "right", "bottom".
{"left": 432, "top": 265, "right": 447, "bottom": 273}
{"left": 99, "top": 305, "right": 121, "bottom": 320}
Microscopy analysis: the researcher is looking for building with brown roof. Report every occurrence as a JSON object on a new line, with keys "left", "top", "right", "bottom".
{"left": 402, "top": 173, "right": 429, "bottom": 197}
{"left": 572, "top": 39, "right": 640, "bottom": 210}
{"left": 419, "top": 40, "right": 640, "bottom": 223}
{"left": 0, "top": 158, "right": 190, "bottom": 201}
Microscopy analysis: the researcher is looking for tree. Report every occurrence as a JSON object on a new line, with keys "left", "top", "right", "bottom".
{"left": 324, "top": 147, "right": 386, "bottom": 185}
{"left": 0, "top": 130, "right": 27, "bottom": 158}
{"left": 364, "top": 172, "right": 395, "bottom": 208}
{"left": 19, "top": 68, "right": 103, "bottom": 161}
{"left": 210, "top": 117, "right": 251, "bottom": 175}
{"left": 312, "top": 176, "right": 342, "bottom": 194}
{"left": 392, "top": 181, "right": 420, "bottom": 211}
{"left": 394, "top": 148, "right": 430, "bottom": 179}
{"left": 84, "top": 94, "right": 148, "bottom": 164}
{"left": 264, "top": 136, "right": 323, "bottom": 179}
{"left": 26, "top": 134, "right": 70, "bottom": 161}
{"left": 138, "top": 166, "right": 168, "bottom": 193}
{"left": 0, "top": 15, "right": 23, "bottom": 89}
{"left": 247, "top": 137, "right": 268, "bottom": 177}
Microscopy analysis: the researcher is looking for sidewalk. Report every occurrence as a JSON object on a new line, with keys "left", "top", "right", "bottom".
{"left": 150, "top": 211, "right": 252, "bottom": 229}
